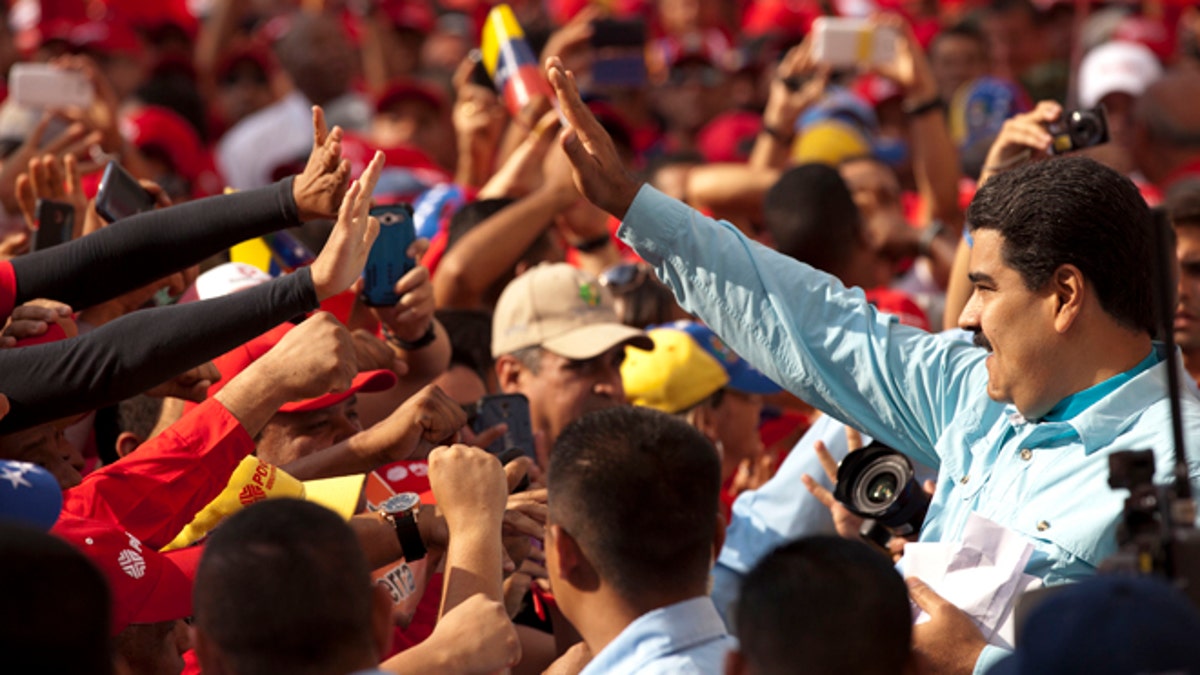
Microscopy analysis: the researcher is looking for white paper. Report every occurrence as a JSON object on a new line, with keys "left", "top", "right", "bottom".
{"left": 896, "top": 513, "right": 1043, "bottom": 647}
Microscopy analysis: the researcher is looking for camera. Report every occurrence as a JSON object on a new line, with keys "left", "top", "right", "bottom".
{"left": 1046, "top": 107, "right": 1109, "bottom": 155}
{"left": 833, "top": 441, "right": 931, "bottom": 537}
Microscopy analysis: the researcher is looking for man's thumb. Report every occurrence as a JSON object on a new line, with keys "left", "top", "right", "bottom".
{"left": 906, "top": 576, "right": 945, "bottom": 612}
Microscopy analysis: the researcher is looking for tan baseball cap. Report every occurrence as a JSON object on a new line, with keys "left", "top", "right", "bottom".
{"left": 492, "top": 263, "right": 653, "bottom": 359}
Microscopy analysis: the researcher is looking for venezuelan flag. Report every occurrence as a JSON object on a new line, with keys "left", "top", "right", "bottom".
{"left": 480, "top": 4, "right": 554, "bottom": 116}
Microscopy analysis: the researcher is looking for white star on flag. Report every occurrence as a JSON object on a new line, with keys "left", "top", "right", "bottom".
{"left": 0, "top": 464, "right": 33, "bottom": 489}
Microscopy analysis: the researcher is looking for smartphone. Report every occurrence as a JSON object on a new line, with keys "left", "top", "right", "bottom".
{"left": 10, "top": 64, "right": 94, "bottom": 109}
{"left": 811, "top": 17, "right": 898, "bottom": 69}
{"left": 95, "top": 162, "right": 155, "bottom": 223}
{"left": 590, "top": 19, "right": 647, "bottom": 88}
{"left": 32, "top": 199, "right": 74, "bottom": 251}
{"left": 467, "top": 49, "right": 494, "bottom": 89}
{"left": 472, "top": 393, "right": 535, "bottom": 460}
{"left": 360, "top": 204, "right": 416, "bottom": 307}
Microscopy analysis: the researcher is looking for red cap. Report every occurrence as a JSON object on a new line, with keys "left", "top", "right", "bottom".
{"left": 208, "top": 323, "right": 397, "bottom": 413}
{"left": 375, "top": 79, "right": 448, "bottom": 115}
{"left": 696, "top": 110, "right": 761, "bottom": 164}
{"left": 68, "top": 21, "right": 144, "bottom": 58}
{"left": 865, "top": 288, "right": 931, "bottom": 332}
{"left": 853, "top": 73, "right": 904, "bottom": 108}
{"left": 53, "top": 517, "right": 203, "bottom": 634}
{"left": 742, "top": 0, "right": 817, "bottom": 39}
{"left": 379, "top": 0, "right": 436, "bottom": 33}
{"left": 121, "top": 106, "right": 203, "bottom": 183}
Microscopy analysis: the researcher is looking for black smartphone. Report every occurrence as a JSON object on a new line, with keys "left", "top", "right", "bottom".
{"left": 32, "top": 199, "right": 74, "bottom": 251}
{"left": 590, "top": 19, "right": 647, "bottom": 88}
{"left": 95, "top": 161, "right": 155, "bottom": 222}
{"left": 360, "top": 204, "right": 417, "bottom": 307}
{"left": 472, "top": 393, "right": 535, "bottom": 460}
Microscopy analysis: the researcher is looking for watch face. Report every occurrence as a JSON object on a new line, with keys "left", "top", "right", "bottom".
{"left": 381, "top": 492, "right": 420, "bottom": 514}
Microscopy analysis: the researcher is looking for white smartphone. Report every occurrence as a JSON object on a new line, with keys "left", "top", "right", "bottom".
{"left": 10, "top": 63, "right": 94, "bottom": 110}
{"left": 811, "top": 17, "right": 899, "bottom": 69}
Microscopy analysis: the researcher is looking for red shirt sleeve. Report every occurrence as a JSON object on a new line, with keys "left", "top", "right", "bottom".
{"left": 60, "top": 397, "right": 256, "bottom": 549}
{"left": 0, "top": 259, "right": 16, "bottom": 320}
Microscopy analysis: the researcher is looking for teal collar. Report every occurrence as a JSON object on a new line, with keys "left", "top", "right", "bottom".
{"left": 1042, "top": 348, "right": 1161, "bottom": 422}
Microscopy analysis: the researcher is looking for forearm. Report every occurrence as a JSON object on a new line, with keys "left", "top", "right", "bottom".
{"left": 909, "top": 108, "right": 964, "bottom": 234}
{"left": 10, "top": 178, "right": 300, "bottom": 311}
{"left": 0, "top": 268, "right": 317, "bottom": 434}
{"left": 686, "top": 163, "right": 780, "bottom": 220}
{"left": 278, "top": 434, "right": 380, "bottom": 480}
{"left": 350, "top": 512, "right": 405, "bottom": 569}
{"left": 433, "top": 189, "right": 564, "bottom": 308}
{"left": 440, "top": 524, "right": 504, "bottom": 617}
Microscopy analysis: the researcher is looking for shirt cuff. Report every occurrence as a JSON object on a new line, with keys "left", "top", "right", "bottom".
{"left": 615, "top": 184, "right": 695, "bottom": 263}
{"left": 973, "top": 644, "right": 1012, "bottom": 675}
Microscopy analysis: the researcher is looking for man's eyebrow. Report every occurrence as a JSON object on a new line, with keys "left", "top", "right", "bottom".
{"left": 967, "top": 272, "right": 997, "bottom": 285}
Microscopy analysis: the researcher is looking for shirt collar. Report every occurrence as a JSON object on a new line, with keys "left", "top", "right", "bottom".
{"left": 580, "top": 596, "right": 729, "bottom": 675}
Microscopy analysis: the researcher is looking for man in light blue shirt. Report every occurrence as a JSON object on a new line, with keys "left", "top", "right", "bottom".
{"left": 547, "top": 407, "right": 735, "bottom": 675}
{"left": 545, "top": 57, "right": 1200, "bottom": 675}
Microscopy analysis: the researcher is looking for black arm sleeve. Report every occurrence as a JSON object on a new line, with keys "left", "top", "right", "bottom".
{"left": 0, "top": 267, "right": 318, "bottom": 434}
{"left": 9, "top": 178, "right": 300, "bottom": 311}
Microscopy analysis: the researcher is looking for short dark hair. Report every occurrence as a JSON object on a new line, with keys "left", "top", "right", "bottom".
{"left": 966, "top": 156, "right": 1156, "bottom": 335}
{"left": 736, "top": 536, "right": 911, "bottom": 675}
{"left": 0, "top": 523, "right": 113, "bottom": 675}
{"left": 764, "top": 164, "right": 862, "bottom": 273}
{"left": 1167, "top": 181, "right": 1200, "bottom": 228}
{"left": 436, "top": 308, "right": 494, "bottom": 382}
{"left": 548, "top": 407, "right": 720, "bottom": 600}
{"left": 193, "top": 499, "right": 377, "bottom": 675}
{"left": 931, "top": 22, "right": 987, "bottom": 55}
{"left": 116, "top": 395, "right": 164, "bottom": 441}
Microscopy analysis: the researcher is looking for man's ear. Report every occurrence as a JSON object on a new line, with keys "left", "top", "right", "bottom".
{"left": 114, "top": 432, "right": 142, "bottom": 459}
{"left": 495, "top": 355, "right": 523, "bottom": 395}
{"left": 550, "top": 524, "right": 600, "bottom": 593}
{"left": 686, "top": 404, "right": 720, "bottom": 448}
{"left": 369, "top": 583, "right": 395, "bottom": 661}
{"left": 1051, "top": 264, "right": 1086, "bottom": 333}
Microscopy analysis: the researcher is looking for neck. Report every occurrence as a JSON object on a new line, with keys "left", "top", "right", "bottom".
{"left": 1036, "top": 329, "right": 1152, "bottom": 419}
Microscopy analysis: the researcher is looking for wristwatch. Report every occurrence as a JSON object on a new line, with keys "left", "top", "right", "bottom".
{"left": 378, "top": 492, "right": 426, "bottom": 562}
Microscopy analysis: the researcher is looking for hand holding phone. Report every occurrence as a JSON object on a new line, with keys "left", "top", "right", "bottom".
{"left": 95, "top": 162, "right": 156, "bottom": 223}
{"left": 471, "top": 393, "right": 536, "bottom": 460}
{"left": 32, "top": 200, "right": 75, "bottom": 251}
{"left": 360, "top": 204, "right": 417, "bottom": 307}
{"left": 811, "top": 17, "right": 898, "bottom": 69}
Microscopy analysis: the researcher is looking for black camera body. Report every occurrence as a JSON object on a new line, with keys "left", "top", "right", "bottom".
{"left": 1046, "top": 106, "right": 1110, "bottom": 155}
{"left": 833, "top": 441, "right": 931, "bottom": 537}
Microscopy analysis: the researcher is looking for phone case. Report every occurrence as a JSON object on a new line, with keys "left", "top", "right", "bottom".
{"left": 32, "top": 200, "right": 75, "bottom": 251}
{"left": 360, "top": 204, "right": 416, "bottom": 307}
{"left": 811, "top": 17, "right": 897, "bottom": 68}
{"left": 472, "top": 394, "right": 535, "bottom": 459}
{"left": 95, "top": 162, "right": 155, "bottom": 223}
{"left": 10, "top": 64, "right": 94, "bottom": 109}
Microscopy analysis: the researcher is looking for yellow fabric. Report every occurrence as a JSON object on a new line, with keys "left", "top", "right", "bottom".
{"left": 792, "top": 120, "right": 872, "bottom": 167}
{"left": 302, "top": 474, "right": 367, "bottom": 520}
{"left": 229, "top": 238, "right": 274, "bottom": 274}
{"left": 481, "top": 4, "right": 525, "bottom": 76}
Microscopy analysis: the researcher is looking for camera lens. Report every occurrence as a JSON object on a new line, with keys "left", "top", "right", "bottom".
{"left": 867, "top": 473, "right": 897, "bottom": 503}
{"left": 833, "top": 441, "right": 931, "bottom": 537}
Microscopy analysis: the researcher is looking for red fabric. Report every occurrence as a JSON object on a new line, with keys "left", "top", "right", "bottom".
{"left": 1164, "top": 157, "right": 1200, "bottom": 193}
{"left": 0, "top": 260, "right": 16, "bottom": 320}
{"left": 60, "top": 398, "right": 256, "bottom": 550}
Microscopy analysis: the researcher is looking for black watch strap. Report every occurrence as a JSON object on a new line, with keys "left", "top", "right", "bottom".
{"left": 392, "top": 511, "right": 426, "bottom": 562}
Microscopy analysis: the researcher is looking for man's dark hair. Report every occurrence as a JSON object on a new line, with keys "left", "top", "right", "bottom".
{"left": 1167, "top": 180, "right": 1200, "bottom": 227}
{"left": 193, "top": 499, "right": 377, "bottom": 675}
{"left": 436, "top": 308, "right": 494, "bottom": 382}
{"left": 966, "top": 156, "right": 1156, "bottom": 335}
{"left": 764, "top": 164, "right": 862, "bottom": 274}
{"left": 930, "top": 22, "right": 988, "bottom": 55}
{"left": 549, "top": 407, "right": 720, "bottom": 601}
{"left": 0, "top": 523, "right": 113, "bottom": 674}
{"left": 116, "top": 395, "right": 164, "bottom": 441}
{"left": 735, "top": 536, "right": 911, "bottom": 675}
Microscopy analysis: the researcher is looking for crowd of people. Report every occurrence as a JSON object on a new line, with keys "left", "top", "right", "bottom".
{"left": 2, "top": 0, "right": 1200, "bottom": 673}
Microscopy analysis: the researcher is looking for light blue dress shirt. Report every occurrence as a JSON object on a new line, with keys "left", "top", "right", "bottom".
{"left": 618, "top": 185, "right": 1200, "bottom": 672}
{"left": 579, "top": 596, "right": 735, "bottom": 675}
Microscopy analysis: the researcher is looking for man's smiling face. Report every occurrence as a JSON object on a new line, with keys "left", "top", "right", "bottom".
{"left": 957, "top": 229, "right": 1062, "bottom": 418}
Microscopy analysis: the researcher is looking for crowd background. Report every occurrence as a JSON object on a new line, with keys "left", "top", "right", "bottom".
{"left": 1, "top": 0, "right": 1200, "bottom": 674}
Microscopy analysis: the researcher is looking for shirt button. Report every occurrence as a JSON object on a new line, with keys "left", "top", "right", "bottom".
{"left": 1037, "top": 520, "right": 1050, "bottom": 532}
{"left": 1020, "top": 448, "right": 1033, "bottom": 461}
{"left": 960, "top": 475, "right": 970, "bottom": 485}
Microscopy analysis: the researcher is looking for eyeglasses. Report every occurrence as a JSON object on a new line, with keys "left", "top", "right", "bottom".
{"left": 599, "top": 263, "right": 651, "bottom": 294}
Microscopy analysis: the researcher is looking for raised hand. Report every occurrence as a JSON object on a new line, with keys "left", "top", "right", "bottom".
{"left": 544, "top": 57, "right": 642, "bottom": 219}
{"left": 354, "top": 384, "right": 468, "bottom": 464}
{"left": 308, "top": 150, "right": 385, "bottom": 301}
{"left": 978, "top": 101, "right": 1063, "bottom": 186}
{"left": 292, "top": 106, "right": 352, "bottom": 221}
{"left": 248, "top": 312, "right": 359, "bottom": 404}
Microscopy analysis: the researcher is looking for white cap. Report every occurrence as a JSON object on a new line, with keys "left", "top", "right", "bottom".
{"left": 1078, "top": 41, "right": 1162, "bottom": 109}
{"left": 178, "top": 262, "right": 271, "bottom": 304}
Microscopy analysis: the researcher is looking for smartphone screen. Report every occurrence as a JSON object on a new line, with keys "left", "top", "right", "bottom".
{"left": 472, "top": 393, "right": 535, "bottom": 460}
{"left": 95, "top": 162, "right": 155, "bottom": 223}
{"left": 360, "top": 204, "right": 417, "bottom": 307}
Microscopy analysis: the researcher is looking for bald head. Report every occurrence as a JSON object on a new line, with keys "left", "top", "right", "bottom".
{"left": 1134, "top": 70, "right": 1200, "bottom": 185}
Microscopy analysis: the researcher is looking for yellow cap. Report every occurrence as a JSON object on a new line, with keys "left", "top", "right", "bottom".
{"left": 621, "top": 328, "right": 730, "bottom": 414}
{"left": 793, "top": 119, "right": 872, "bottom": 166}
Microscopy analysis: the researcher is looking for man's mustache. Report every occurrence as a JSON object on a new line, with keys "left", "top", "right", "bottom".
{"left": 973, "top": 331, "right": 992, "bottom": 352}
